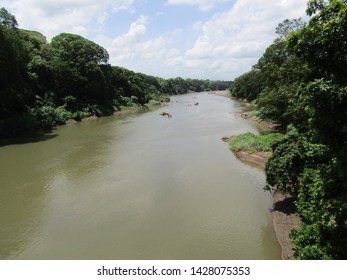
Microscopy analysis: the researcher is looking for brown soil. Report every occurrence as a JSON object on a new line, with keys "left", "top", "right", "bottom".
{"left": 271, "top": 191, "right": 301, "bottom": 259}
{"left": 234, "top": 150, "right": 271, "bottom": 168}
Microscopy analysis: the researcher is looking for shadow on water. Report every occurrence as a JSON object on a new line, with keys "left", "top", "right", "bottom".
{"left": 0, "top": 129, "right": 58, "bottom": 147}
{"left": 0, "top": 104, "right": 164, "bottom": 148}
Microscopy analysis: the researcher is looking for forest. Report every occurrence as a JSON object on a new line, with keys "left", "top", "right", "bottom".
{"left": 0, "top": 7, "right": 230, "bottom": 138}
{"left": 230, "top": 0, "right": 347, "bottom": 259}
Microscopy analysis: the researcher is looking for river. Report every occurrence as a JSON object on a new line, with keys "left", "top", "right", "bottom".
{"left": 0, "top": 92, "right": 281, "bottom": 259}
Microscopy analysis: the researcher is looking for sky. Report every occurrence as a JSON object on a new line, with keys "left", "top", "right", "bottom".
{"left": 2, "top": 0, "right": 308, "bottom": 80}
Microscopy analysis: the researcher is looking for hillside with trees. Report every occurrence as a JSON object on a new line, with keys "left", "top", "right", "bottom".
{"left": 230, "top": 0, "right": 347, "bottom": 259}
{"left": 0, "top": 7, "right": 230, "bottom": 138}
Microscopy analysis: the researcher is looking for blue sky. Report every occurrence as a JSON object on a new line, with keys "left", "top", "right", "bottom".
{"left": 2, "top": 0, "right": 308, "bottom": 80}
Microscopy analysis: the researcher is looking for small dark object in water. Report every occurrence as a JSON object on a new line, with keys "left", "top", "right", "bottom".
{"left": 160, "top": 112, "right": 172, "bottom": 118}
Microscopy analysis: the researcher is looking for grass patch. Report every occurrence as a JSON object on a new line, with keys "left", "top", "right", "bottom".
{"left": 230, "top": 132, "right": 284, "bottom": 153}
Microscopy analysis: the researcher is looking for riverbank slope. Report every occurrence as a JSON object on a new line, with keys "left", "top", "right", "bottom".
{"left": 229, "top": 138, "right": 300, "bottom": 259}
{"left": 222, "top": 99, "right": 301, "bottom": 260}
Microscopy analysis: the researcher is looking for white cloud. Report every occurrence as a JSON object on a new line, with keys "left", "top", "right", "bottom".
{"left": 179, "top": 0, "right": 308, "bottom": 79}
{"left": 167, "top": 0, "right": 229, "bottom": 11}
{"left": 99, "top": 16, "right": 182, "bottom": 77}
{"left": 2, "top": 0, "right": 135, "bottom": 39}
{"left": 112, "top": 15, "right": 148, "bottom": 46}
{"left": 97, "top": 0, "right": 307, "bottom": 80}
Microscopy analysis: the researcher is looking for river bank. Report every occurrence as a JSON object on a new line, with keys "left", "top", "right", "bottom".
{"left": 225, "top": 135, "right": 300, "bottom": 259}
{"left": 221, "top": 96, "right": 301, "bottom": 260}
{"left": 64, "top": 101, "right": 169, "bottom": 125}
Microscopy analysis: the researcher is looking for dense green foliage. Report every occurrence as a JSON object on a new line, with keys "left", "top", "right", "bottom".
{"left": 0, "top": 7, "right": 230, "bottom": 138}
{"left": 231, "top": 0, "right": 347, "bottom": 259}
{"left": 230, "top": 18, "right": 307, "bottom": 126}
{"left": 229, "top": 132, "right": 284, "bottom": 153}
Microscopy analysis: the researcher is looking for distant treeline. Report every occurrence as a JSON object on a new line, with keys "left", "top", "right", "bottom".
{"left": 0, "top": 7, "right": 230, "bottom": 138}
{"left": 229, "top": 0, "right": 347, "bottom": 259}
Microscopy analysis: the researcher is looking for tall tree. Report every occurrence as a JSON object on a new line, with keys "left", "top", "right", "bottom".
{"left": 0, "top": 7, "right": 17, "bottom": 28}
{"left": 288, "top": 0, "right": 347, "bottom": 84}
{"left": 275, "top": 18, "right": 306, "bottom": 41}
{"left": 0, "top": 8, "right": 35, "bottom": 136}
{"left": 49, "top": 33, "right": 110, "bottom": 102}
{"left": 254, "top": 19, "right": 309, "bottom": 126}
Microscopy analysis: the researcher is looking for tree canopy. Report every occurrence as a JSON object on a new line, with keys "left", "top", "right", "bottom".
{"left": 50, "top": 33, "right": 109, "bottom": 66}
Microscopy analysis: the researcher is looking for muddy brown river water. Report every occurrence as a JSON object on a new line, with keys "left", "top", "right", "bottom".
{"left": 0, "top": 92, "right": 280, "bottom": 259}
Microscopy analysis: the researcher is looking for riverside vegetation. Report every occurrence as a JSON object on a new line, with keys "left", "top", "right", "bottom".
{"left": 0, "top": 7, "right": 230, "bottom": 138}
{"left": 230, "top": 132, "right": 284, "bottom": 154}
{"left": 229, "top": 0, "right": 347, "bottom": 259}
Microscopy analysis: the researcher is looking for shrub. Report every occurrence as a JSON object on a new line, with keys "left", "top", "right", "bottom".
{"left": 31, "top": 105, "right": 66, "bottom": 129}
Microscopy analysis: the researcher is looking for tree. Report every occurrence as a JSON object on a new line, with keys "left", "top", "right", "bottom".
{"left": 254, "top": 38, "right": 308, "bottom": 126}
{"left": 230, "top": 18, "right": 308, "bottom": 124}
{"left": 275, "top": 18, "right": 306, "bottom": 41}
{"left": 287, "top": 0, "right": 347, "bottom": 84}
{"left": 266, "top": 0, "right": 347, "bottom": 259}
{"left": 49, "top": 33, "right": 110, "bottom": 103}
{"left": 0, "top": 7, "right": 18, "bottom": 29}
{"left": 0, "top": 8, "right": 35, "bottom": 136}
{"left": 50, "top": 33, "right": 109, "bottom": 66}
{"left": 229, "top": 69, "right": 263, "bottom": 101}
